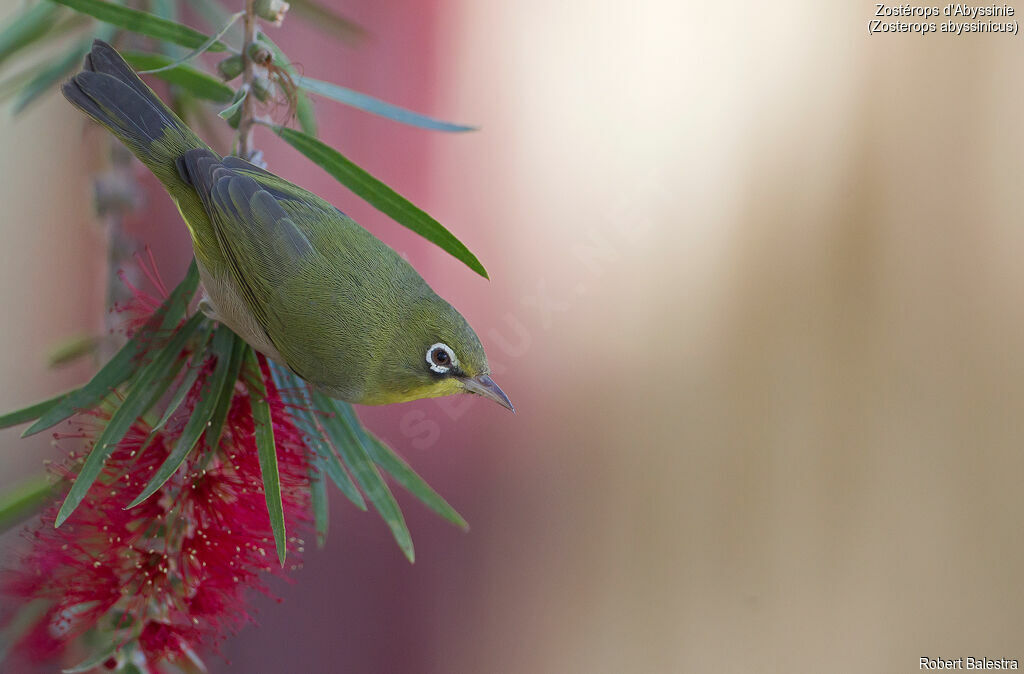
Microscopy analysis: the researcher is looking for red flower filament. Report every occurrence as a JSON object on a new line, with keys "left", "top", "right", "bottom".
{"left": 1, "top": 263, "right": 313, "bottom": 672}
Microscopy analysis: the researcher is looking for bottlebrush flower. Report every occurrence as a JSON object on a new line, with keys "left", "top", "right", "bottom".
{"left": 0, "top": 252, "right": 464, "bottom": 672}
{"left": 0, "top": 260, "right": 312, "bottom": 673}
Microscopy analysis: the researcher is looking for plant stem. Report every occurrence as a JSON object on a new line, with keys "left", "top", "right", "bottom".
{"left": 237, "top": 0, "right": 258, "bottom": 159}
{"left": 98, "top": 142, "right": 141, "bottom": 361}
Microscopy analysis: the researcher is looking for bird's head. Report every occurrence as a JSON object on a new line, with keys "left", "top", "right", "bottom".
{"left": 360, "top": 293, "right": 514, "bottom": 411}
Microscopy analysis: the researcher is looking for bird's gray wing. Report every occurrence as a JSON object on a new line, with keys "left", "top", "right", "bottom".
{"left": 176, "top": 148, "right": 317, "bottom": 335}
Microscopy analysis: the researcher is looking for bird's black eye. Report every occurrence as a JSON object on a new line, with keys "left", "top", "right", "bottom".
{"left": 426, "top": 343, "right": 458, "bottom": 373}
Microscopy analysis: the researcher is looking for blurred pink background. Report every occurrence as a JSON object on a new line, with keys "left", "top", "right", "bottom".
{"left": 3, "top": 1, "right": 1024, "bottom": 672}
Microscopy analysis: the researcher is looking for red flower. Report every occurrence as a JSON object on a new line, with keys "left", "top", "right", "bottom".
{"left": 1, "top": 263, "right": 312, "bottom": 672}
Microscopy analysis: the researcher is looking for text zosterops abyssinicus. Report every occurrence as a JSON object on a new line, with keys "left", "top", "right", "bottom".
{"left": 62, "top": 41, "right": 513, "bottom": 411}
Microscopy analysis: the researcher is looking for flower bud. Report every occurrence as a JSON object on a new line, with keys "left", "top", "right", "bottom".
{"left": 217, "top": 54, "right": 244, "bottom": 81}
{"left": 251, "top": 74, "right": 274, "bottom": 102}
{"left": 254, "top": 0, "right": 289, "bottom": 25}
{"left": 246, "top": 42, "right": 273, "bottom": 67}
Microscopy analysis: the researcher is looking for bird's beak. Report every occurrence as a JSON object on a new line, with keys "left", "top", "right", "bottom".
{"left": 460, "top": 374, "right": 515, "bottom": 413}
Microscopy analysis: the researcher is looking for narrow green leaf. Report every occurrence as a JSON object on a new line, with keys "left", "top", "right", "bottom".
{"left": 55, "top": 312, "right": 204, "bottom": 527}
{"left": 0, "top": 389, "right": 74, "bottom": 429}
{"left": 313, "top": 391, "right": 414, "bottom": 562}
{"left": 245, "top": 350, "right": 286, "bottom": 566}
{"left": 127, "top": 323, "right": 233, "bottom": 508}
{"left": 364, "top": 432, "right": 468, "bottom": 530}
{"left": 269, "top": 125, "right": 488, "bottom": 279}
{"left": 14, "top": 45, "right": 84, "bottom": 113}
{"left": 293, "top": 85, "right": 318, "bottom": 138}
{"left": 148, "top": 0, "right": 178, "bottom": 22}
{"left": 48, "top": 0, "right": 228, "bottom": 51}
{"left": 13, "top": 34, "right": 92, "bottom": 113}
{"left": 309, "top": 458, "right": 329, "bottom": 548}
{"left": 24, "top": 261, "right": 199, "bottom": 437}
{"left": 201, "top": 328, "right": 245, "bottom": 455}
{"left": 0, "top": 474, "right": 57, "bottom": 533}
{"left": 217, "top": 85, "right": 246, "bottom": 126}
{"left": 0, "top": 2, "right": 62, "bottom": 68}
{"left": 136, "top": 11, "right": 242, "bottom": 75}
{"left": 312, "top": 420, "right": 367, "bottom": 509}
{"left": 268, "top": 362, "right": 365, "bottom": 510}
{"left": 287, "top": 0, "right": 366, "bottom": 44}
{"left": 3, "top": 16, "right": 104, "bottom": 110}
{"left": 147, "top": 0, "right": 182, "bottom": 57}
{"left": 144, "top": 323, "right": 213, "bottom": 437}
{"left": 121, "top": 50, "right": 234, "bottom": 103}
{"left": 184, "top": 0, "right": 238, "bottom": 42}
{"left": 256, "top": 34, "right": 317, "bottom": 136}
{"left": 128, "top": 321, "right": 212, "bottom": 461}
{"left": 297, "top": 76, "right": 475, "bottom": 133}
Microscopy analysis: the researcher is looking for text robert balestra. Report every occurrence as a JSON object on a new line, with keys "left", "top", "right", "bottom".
{"left": 921, "top": 657, "right": 1019, "bottom": 670}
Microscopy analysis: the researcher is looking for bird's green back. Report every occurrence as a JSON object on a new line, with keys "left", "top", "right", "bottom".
{"left": 64, "top": 40, "right": 503, "bottom": 408}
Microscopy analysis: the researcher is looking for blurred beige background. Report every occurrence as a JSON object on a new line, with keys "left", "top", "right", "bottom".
{"left": 3, "top": 1, "right": 1024, "bottom": 672}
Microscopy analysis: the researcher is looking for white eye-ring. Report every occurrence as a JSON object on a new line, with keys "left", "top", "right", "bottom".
{"left": 426, "top": 343, "right": 458, "bottom": 374}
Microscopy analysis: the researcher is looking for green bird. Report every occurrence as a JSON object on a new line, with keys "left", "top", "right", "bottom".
{"left": 63, "top": 40, "right": 513, "bottom": 411}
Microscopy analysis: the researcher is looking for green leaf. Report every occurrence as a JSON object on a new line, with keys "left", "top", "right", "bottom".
{"left": 313, "top": 391, "right": 414, "bottom": 562}
{"left": 293, "top": 84, "right": 318, "bottom": 138}
{"left": 0, "top": 2, "right": 62, "bottom": 68}
{"left": 135, "top": 10, "right": 242, "bottom": 75}
{"left": 268, "top": 362, "right": 365, "bottom": 510}
{"left": 364, "top": 432, "right": 468, "bottom": 530}
{"left": 4, "top": 16, "right": 105, "bottom": 111}
{"left": 147, "top": 0, "right": 182, "bottom": 56}
{"left": 121, "top": 50, "right": 234, "bottom": 103}
{"left": 184, "top": 0, "right": 238, "bottom": 42}
{"left": 256, "top": 33, "right": 317, "bottom": 136}
{"left": 244, "top": 349, "right": 286, "bottom": 566}
{"left": 312, "top": 416, "right": 367, "bottom": 509}
{"left": 297, "top": 76, "right": 475, "bottom": 133}
{"left": 217, "top": 85, "right": 246, "bottom": 127}
{"left": 48, "top": 0, "right": 228, "bottom": 51}
{"left": 148, "top": 0, "right": 178, "bottom": 22}
{"left": 0, "top": 473, "right": 57, "bottom": 533}
{"left": 55, "top": 311, "right": 204, "bottom": 527}
{"left": 269, "top": 125, "right": 488, "bottom": 279}
{"left": 142, "top": 323, "right": 213, "bottom": 437}
{"left": 13, "top": 43, "right": 84, "bottom": 112}
{"left": 0, "top": 389, "right": 74, "bottom": 429}
{"left": 127, "top": 323, "right": 233, "bottom": 508}
{"left": 12, "top": 32, "right": 92, "bottom": 113}
{"left": 24, "top": 261, "right": 199, "bottom": 438}
{"left": 287, "top": 0, "right": 366, "bottom": 44}
{"left": 200, "top": 327, "right": 245, "bottom": 456}
{"left": 124, "top": 321, "right": 212, "bottom": 475}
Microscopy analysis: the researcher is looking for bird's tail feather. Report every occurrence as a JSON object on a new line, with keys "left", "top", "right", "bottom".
{"left": 62, "top": 40, "right": 210, "bottom": 186}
